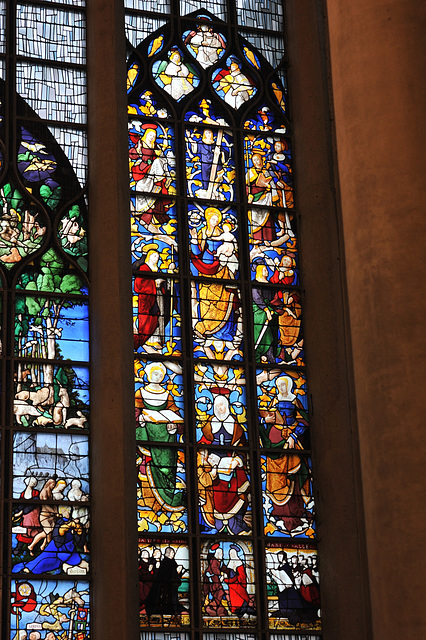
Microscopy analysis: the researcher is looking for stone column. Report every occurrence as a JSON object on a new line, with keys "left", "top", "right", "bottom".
{"left": 87, "top": 1, "right": 140, "bottom": 638}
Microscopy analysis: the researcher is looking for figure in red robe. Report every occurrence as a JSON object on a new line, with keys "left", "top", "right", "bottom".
{"left": 224, "top": 545, "right": 256, "bottom": 618}
{"left": 134, "top": 249, "right": 166, "bottom": 350}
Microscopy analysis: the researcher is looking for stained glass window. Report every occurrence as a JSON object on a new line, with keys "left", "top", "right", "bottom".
{"left": 1, "top": 2, "right": 91, "bottom": 638}
{"left": 127, "top": 1, "right": 321, "bottom": 637}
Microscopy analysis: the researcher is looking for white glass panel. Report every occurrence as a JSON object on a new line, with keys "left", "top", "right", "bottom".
{"left": 16, "top": 63, "right": 86, "bottom": 124}
{"left": 48, "top": 126, "right": 88, "bottom": 187}
{"left": 17, "top": 4, "right": 86, "bottom": 64}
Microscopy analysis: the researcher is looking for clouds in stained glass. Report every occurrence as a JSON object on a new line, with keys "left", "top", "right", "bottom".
{"left": 10, "top": 580, "right": 90, "bottom": 638}
{"left": 18, "top": 127, "right": 59, "bottom": 198}
{"left": 183, "top": 21, "right": 227, "bottom": 69}
{"left": 186, "top": 127, "right": 235, "bottom": 201}
{"left": 212, "top": 57, "right": 256, "bottom": 110}
{"left": 185, "top": 98, "right": 230, "bottom": 125}
{"left": 201, "top": 540, "right": 256, "bottom": 624}
{"left": 152, "top": 47, "right": 200, "bottom": 102}
{"left": 266, "top": 546, "right": 321, "bottom": 630}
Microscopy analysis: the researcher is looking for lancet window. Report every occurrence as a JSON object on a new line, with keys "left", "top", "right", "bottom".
{"left": 126, "top": 2, "right": 322, "bottom": 638}
{"left": 0, "top": 2, "right": 91, "bottom": 638}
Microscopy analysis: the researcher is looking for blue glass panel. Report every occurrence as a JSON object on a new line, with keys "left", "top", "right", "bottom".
{"left": 15, "top": 296, "right": 89, "bottom": 362}
{"left": 11, "top": 503, "right": 90, "bottom": 576}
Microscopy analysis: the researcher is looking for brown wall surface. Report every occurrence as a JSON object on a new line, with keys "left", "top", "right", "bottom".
{"left": 286, "top": 1, "right": 372, "bottom": 638}
{"left": 325, "top": 0, "right": 426, "bottom": 636}
{"left": 87, "top": 1, "right": 140, "bottom": 638}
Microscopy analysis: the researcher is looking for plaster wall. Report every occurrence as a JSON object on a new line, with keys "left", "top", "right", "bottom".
{"left": 325, "top": 0, "right": 426, "bottom": 636}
